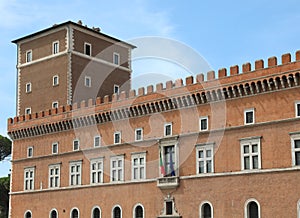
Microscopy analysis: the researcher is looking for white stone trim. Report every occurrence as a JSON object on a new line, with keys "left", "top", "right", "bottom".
{"left": 244, "top": 198, "right": 261, "bottom": 218}
{"left": 91, "top": 206, "right": 102, "bottom": 218}
{"left": 199, "top": 201, "right": 214, "bottom": 218}
{"left": 244, "top": 108, "right": 255, "bottom": 125}
{"left": 49, "top": 208, "right": 58, "bottom": 218}
{"left": 70, "top": 207, "right": 80, "bottom": 218}
{"left": 24, "top": 210, "right": 32, "bottom": 218}
{"left": 199, "top": 116, "right": 209, "bottom": 131}
{"left": 290, "top": 133, "right": 300, "bottom": 166}
{"left": 132, "top": 203, "right": 145, "bottom": 218}
{"left": 111, "top": 205, "right": 122, "bottom": 218}
{"left": 295, "top": 100, "right": 300, "bottom": 117}
{"left": 134, "top": 128, "right": 143, "bottom": 141}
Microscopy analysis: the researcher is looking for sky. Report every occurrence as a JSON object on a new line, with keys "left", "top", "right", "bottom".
{"left": 0, "top": 0, "right": 300, "bottom": 177}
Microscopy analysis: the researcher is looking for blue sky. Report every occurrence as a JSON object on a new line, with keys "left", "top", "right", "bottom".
{"left": 0, "top": 0, "right": 300, "bottom": 177}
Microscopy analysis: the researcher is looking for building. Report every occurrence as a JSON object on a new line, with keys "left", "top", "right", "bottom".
{"left": 7, "top": 21, "right": 300, "bottom": 218}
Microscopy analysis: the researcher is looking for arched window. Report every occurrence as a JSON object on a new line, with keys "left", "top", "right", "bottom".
{"left": 200, "top": 202, "right": 213, "bottom": 218}
{"left": 134, "top": 204, "right": 144, "bottom": 218}
{"left": 71, "top": 208, "right": 79, "bottom": 218}
{"left": 25, "top": 211, "right": 32, "bottom": 218}
{"left": 92, "top": 207, "right": 101, "bottom": 218}
{"left": 112, "top": 206, "right": 122, "bottom": 218}
{"left": 298, "top": 199, "right": 300, "bottom": 218}
{"left": 245, "top": 199, "right": 260, "bottom": 218}
{"left": 50, "top": 209, "right": 58, "bottom": 218}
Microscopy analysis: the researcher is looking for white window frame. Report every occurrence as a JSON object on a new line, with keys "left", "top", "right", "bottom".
{"left": 244, "top": 108, "right": 255, "bottom": 125}
{"left": 84, "top": 42, "right": 92, "bottom": 56}
{"left": 199, "top": 201, "right": 214, "bottom": 218}
{"left": 244, "top": 198, "right": 261, "bottom": 218}
{"left": 113, "top": 52, "right": 120, "bottom": 65}
{"left": 25, "top": 82, "right": 31, "bottom": 93}
{"left": 240, "top": 136, "right": 261, "bottom": 170}
{"left": 52, "top": 142, "right": 58, "bottom": 154}
{"left": 52, "top": 41, "right": 59, "bottom": 54}
{"left": 114, "top": 131, "right": 121, "bottom": 144}
{"left": 114, "top": 84, "right": 120, "bottom": 94}
{"left": 91, "top": 206, "right": 102, "bottom": 218}
{"left": 85, "top": 76, "right": 91, "bottom": 87}
{"left": 49, "top": 164, "right": 60, "bottom": 188}
{"left": 133, "top": 203, "right": 145, "bottom": 218}
{"left": 131, "top": 152, "right": 146, "bottom": 180}
{"left": 135, "top": 128, "right": 143, "bottom": 141}
{"left": 90, "top": 157, "right": 104, "bottom": 184}
{"left": 27, "top": 146, "right": 33, "bottom": 158}
{"left": 94, "top": 135, "right": 101, "bottom": 147}
{"left": 297, "top": 199, "right": 300, "bottom": 218}
{"left": 52, "top": 101, "right": 59, "bottom": 109}
{"left": 290, "top": 133, "right": 300, "bottom": 167}
{"left": 295, "top": 101, "right": 300, "bottom": 118}
{"left": 24, "top": 210, "right": 32, "bottom": 218}
{"left": 69, "top": 161, "right": 82, "bottom": 186}
{"left": 196, "top": 143, "right": 214, "bottom": 174}
{"left": 26, "top": 50, "right": 32, "bottom": 63}
{"left": 24, "top": 167, "right": 35, "bottom": 190}
{"left": 49, "top": 209, "right": 58, "bottom": 218}
{"left": 110, "top": 155, "right": 124, "bottom": 182}
{"left": 164, "top": 123, "right": 172, "bottom": 137}
{"left": 53, "top": 75, "right": 59, "bottom": 86}
{"left": 25, "top": 107, "right": 31, "bottom": 115}
{"left": 73, "top": 139, "right": 80, "bottom": 151}
{"left": 159, "top": 137, "right": 179, "bottom": 177}
{"left": 112, "top": 205, "right": 122, "bottom": 218}
{"left": 199, "top": 116, "right": 208, "bottom": 131}
{"left": 70, "top": 207, "right": 80, "bottom": 218}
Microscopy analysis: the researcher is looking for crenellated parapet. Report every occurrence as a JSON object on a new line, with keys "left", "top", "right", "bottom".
{"left": 8, "top": 51, "right": 300, "bottom": 139}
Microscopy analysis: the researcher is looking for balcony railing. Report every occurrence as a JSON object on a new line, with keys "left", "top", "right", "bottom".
{"left": 157, "top": 176, "right": 179, "bottom": 189}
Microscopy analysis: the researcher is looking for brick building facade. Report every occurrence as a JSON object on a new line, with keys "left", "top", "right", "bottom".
{"left": 7, "top": 21, "right": 300, "bottom": 217}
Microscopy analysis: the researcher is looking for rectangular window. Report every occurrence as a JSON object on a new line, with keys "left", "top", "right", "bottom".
{"left": 114, "top": 131, "right": 121, "bottom": 144}
{"left": 53, "top": 75, "right": 59, "bottom": 86}
{"left": 49, "top": 164, "right": 60, "bottom": 188}
{"left": 132, "top": 153, "right": 146, "bottom": 180}
{"left": 26, "top": 83, "right": 31, "bottom": 93}
{"left": 27, "top": 147, "right": 33, "bottom": 158}
{"left": 73, "top": 139, "right": 80, "bottom": 151}
{"left": 52, "top": 101, "right": 59, "bottom": 109}
{"left": 85, "top": 76, "right": 91, "bottom": 87}
{"left": 244, "top": 108, "right": 255, "bottom": 125}
{"left": 114, "top": 84, "right": 120, "bottom": 94}
{"left": 52, "top": 142, "right": 58, "bottom": 154}
{"left": 111, "top": 155, "right": 124, "bottom": 182}
{"left": 90, "top": 158, "right": 103, "bottom": 184}
{"left": 113, "top": 52, "right": 120, "bottom": 65}
{"left": 164, "top": 123, "right": 172, "bottom": 136}
{"left": 24, "top": 167, "right": 35, "bottom": 190}
{"left": 84, "top": 42, "right": 91, "bottom": 56}
{"left": 69, "top": 161, "right": 82, "bottom": 186}
{"left": 291, "top": 134, "right": 300, "bottom": 166}
{"left": 199, "top": 116, "right": 208, "bottom": 131}
{"left": 241, "top": 137, "right": 261, "bottom": 170}
{"left": 196, "top": 144, "right": 214, "bottom": 174}
{"left": 52, "top": 41, "right": 59, "bottom": 54}
{"left": 25, "top": 107, "right": 31, "bottom": 115}
{"left": 135, "top": 128, "right": 143, "bottom": 141}
{"left": 163, "top": 145, "right": 176, "bottom": 177}
{"left": 26, "top": 50, "right": 32, "bottom": 63}
{"left": 94, "top": 136, "right": 101, "bottom": 147}
{"left": 295, "top": 101, "right": 300, "bottom": 117}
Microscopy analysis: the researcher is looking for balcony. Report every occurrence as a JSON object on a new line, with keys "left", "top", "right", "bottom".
{"left": 157, "top": 176, "right": 179, "bottom": 189}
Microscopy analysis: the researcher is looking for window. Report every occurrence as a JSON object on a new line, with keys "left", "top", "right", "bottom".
{"left": 200, "top": 202, "right": 213, "bottom": 218}
{"left": 73, "top": 139, "right": 80, "bottom": 151}
{"left": 160, "top": 145, "right": 176, "bottom": 177}
{"left": 84, "top": 42, "right": 91, "bottom": 56}
{"left": 297, "top": 199, "right": 300, "bottom": 218}
{"left": 91, "top": 158, "right": 103, "bottom": 184}
{"left": 85, "top": 76, "right": 91, "bottom": 87}
{"left": 200, "top": 116, "right": 208, "bottom": 131}
{"left": 52, "top": 142, "right": 58, "bottom": 154}
{"left": 69, "top": 161, "right": 82, "bottom": 186}
{"left": 27, "top": 147, "right": 33, "bottom": 158}
{"left": 94, "top": 136, "right": 101, "bottom": 147}
{"left": 71, "top": 208, "right": 79, "bottom": 218}
{"left": 114, "top": 84, "right": 120, "bottom": 94}
{"left": 113, "top": 52, "right": 120, "bottom": 65}
{"left": 25, "top": 211, "right": 32, "bottom": 218}
{"left": 111, "top": 155, "right": 124, "bottom": 182}
{"left": 92, "top": 207, "right": 101, "bottom": 218}
{"left": 25, "top": 107, "right": 31, "bottom": 115}
{"left": 164, "top": 123, "right": 172, "bottom": 136}
{"left": 245, "top": 199, "right": 260, "bottom": 218}
{"left": 132, "top": 153, "right": 146, "bottom": 180}
{"left": 241, "top": 137, "right": 261, "bottom": 170}
{"left": 50, "top": 209, "right": 58, "bottom": 218}
{"left": 114, "top": 131, "right": 121, "bottom": 144}
{"left": 26, "top": 83, "right": 31, "bottom": 93}
{"left": 24, "top": 167, "right": 35, "bottom": 190}
{"left": 134, "top": 204, "right": 144, "bottom": 218}
{"left": 158, "top": 195, "right": 180, "bottom": 217}
{"left": 53, "top": 75, "right": 59, "bottom": 86}
{"left": 112, "top": 206, "right": 122, "bottom": 218}
{"left": 52, "top": 101, "right": 59, "bottom": 109}
{"left": 244, "top": 108, "right": 255, "bottom": 125}
{"left": 49, "top": 164, "right": 60, "bottom": 188}
{"left": 196, "top": 143, "right": 214, "bottom": 174}
{"left": 26, "top": 50, "right": 32, "bottom": 63}
{"left": 291, "top": 134, "right": 300, "bottom": 166}
{"left": 135, "top": 128, "right": 143, "bottom": 141}
{"left": 53, "top": 41, "right": 59, "bottom": 54}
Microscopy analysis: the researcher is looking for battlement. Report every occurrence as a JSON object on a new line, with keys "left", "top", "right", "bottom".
{"left": 7, "top": 50, "right": 300, "bottom": 137}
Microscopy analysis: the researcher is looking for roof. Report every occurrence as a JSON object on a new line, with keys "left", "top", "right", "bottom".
{"left": 11, "top": 20, "right": 136, "bottom": 48}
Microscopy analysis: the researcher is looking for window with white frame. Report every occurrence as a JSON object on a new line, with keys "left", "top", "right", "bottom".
{"left": 73, "top": 139, "right": 80, "bottom": 151}
{"left": 50, "top": 209, "right": 58, "bottom": 218}
{"left": 53, "top": 75, "right": 59, "bottom": 86}
{"left": 25, "top": 210, "right": 32, "bottom": 218}
{"left": 160, "top": 144, "right": 176, "bottom": 177}
{"left": 27, "top": 147, "right": 33, "bottom": 158}
{"left": 111, "top": 155, "right": 124, "bottom": 182}
{"left": 69, "top": 161, "right": 82, "bottom": 186}
{"left": 200, "top": 201, "right": 214, "bottom": 218}
{"left": 85, "top": 76, "right": 91, "bottom": 87}
{"left": 244, "top": 108, "right": 255, "bottom": 125}
{"left": 94, "top": 135, "right": 101, "bottom": 147}
{"left": 84, "top": 42, "right": 92, "bottom": 56}
{"left": 92, "top": 207, "right": 101, "bottom": 218}
{"left": 25, "top": 107, "right": 31, "bottom": 115}
{"left": 90, "top": 158, "right": 103, "bottom": 184}
{"left": 295, "top": 101, "right": 300, "bottom": 117}
{"left": 134, "top": 204, "right": 144, "bottom": 218}
{"left": 52, "top": 142, "right": 58, "bottom": 154}
{"left": 26, "top": 50, "right": 32, "bottom": 63}
{"left": 132, "top": 152, "right": 146, "bottom": 180}
{"left": 49, "top": 164, "right": 60, "bottom": 188}
{"left": 24, "top": 167, "right": 35, "bottom": 190}
{"left": 52, "top": 101, "right": 59, "bottom": 109}
{"left": 114, "top": 131, "right": 121, "bottom": 144}
{"left": 245, "top": 199, "right": 260, "bottom": 218}
{"left": 113, "top": 52, "right": 120, "bottom": 65}
{"left": 290, "top": 133, "right": 300, "bottom": 166}
{"left": 52, "top": 41, "right": 59, "bottom": 54}
{"left": 164, "top": 123, "right": 172, "bottom": 137}
{"left": 135, "top": 128, "right": 143, "bottom": 141}
{"left": 240, "top": 137, "right": 261, "bottom": 170}
{"left": 200, "top": 116, "right": 208, "bottom": 131}
{"left": 26, "top": 83, "right": 31, "bottom": 93}
{"left": 114, "top": 84, "right": 120, "bottom": 94}
{"left": 112, "top": 205, "right": 122, "bottom": 218}
{"left": 196, "top": 143, "right": 214, "bottom": 174}
{"left": 71, "top": 208, "right": 79, "bottom": 218}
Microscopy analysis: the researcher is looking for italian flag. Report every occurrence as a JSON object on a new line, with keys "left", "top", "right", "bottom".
{"left": 159, "top": 149, "right": 166, "bottom": 176}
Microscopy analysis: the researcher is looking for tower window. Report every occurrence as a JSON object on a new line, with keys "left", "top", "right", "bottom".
{"left": 52, "top": 101, "right": 59, "bottom": 109}
{"left": 52, "top": 41, "right": 59, "bottom": 54}
{"left": 114, "top": 84, "right": 120, "bottom": 94}
{"left": 244, "top": 108, "right": 255, "bottom": 125}
{"left": 53, "top": 75, "right": 59, "bottom": 86}
{"left": 26, "top": 50, "right": 32, "bottom": 63}
{"left": 113, "top": 52, "right": 120, "bottom": 65}
{"left": 26, "top": 83, "right": 32, "bottom": 93}
{"left": 85, "top": 76, "right": 91, "bottom": 87}
{"left": 164, "top": 123, "right": 172, "bottom": 136}
{"left": 84, "top": 42, "right": 92, "bottom": 56}
{"left": 25, "top": 107, "right": 31, "bottom": 115}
